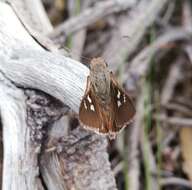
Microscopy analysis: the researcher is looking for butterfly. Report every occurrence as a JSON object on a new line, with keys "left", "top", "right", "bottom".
{"left": 79, "top": 57, "right": 135, "bottom": 139}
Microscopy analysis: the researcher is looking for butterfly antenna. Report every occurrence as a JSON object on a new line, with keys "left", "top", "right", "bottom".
{"left": 58, "top": 46, "right": 91, "bottom": 64}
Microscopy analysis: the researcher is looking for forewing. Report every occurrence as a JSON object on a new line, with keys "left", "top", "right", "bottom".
{"left": 110, "top": 72, "right": 135, "bottom": 128}
{"left": 79, "top": 77, "right": 109, "bottom": 134}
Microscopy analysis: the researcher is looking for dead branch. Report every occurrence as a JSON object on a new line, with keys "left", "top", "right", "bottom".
{"left": 161, "top": 58, "right": 183, "bottom": 105}
{"left": 154, "top": 114, "right": 192, "bottom": 127}
{"left": 48, "top": 0, "right": 136, "bottom": 43}
{"left": 41, "top": 125, "right": 117, "bottom": 190}
{"left": 129, "top": 28, "right": 192, "bottom": 78}
{"left": 0, "top": 2, "right": 89, "bottom": 112}
{"left": 127, "top": 95, "right": 142, "bottom": 190}
{"left": 0, "top": 73, "right": 44, "bottom": 190}
{"left": 7, "top": 0, "right": 53, "bottom": 34}
{"left": 160, "top": 177, "right": 192, "bottom": 189}
{"left": 67, "top": 0, "right": 90, "bottom": 61}
{"left": 140, "top": 123, "right": 158, "bottom": 190}
{"left": 103, "top": 0, "right": 168, "bottom": 69}
{"left": 0, "top": 2, "right": 117, "bottom": 190}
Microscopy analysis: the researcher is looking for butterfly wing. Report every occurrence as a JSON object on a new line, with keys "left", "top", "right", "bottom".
{"left": 79, "top": 76, "right": 109, "bottom": 134}
{"left": 110, "top": 72, "right": 135, "bottom": 129}
{"left": 79, "top": 73, "right": 135, "bottom": 137}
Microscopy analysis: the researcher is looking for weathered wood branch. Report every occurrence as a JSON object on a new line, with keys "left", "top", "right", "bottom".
{"left": 0, "top": 2, "right": 117, "bottom": 190}
{"left": 48, "top": 0, "right": 137, "bottom": 43}
{"left": 41, "top": 124, "right": 116, "bottom": 190}
{"left": 129, "top": 27, "right": 192, "bottom": 78}
{"left": 0, "top": 1, "right": 88, "bottom": 112}
{"left": 103, "top": 0, "right": 168, "bottom": 69}
{"left": 7, "top": 0, "right": 53, "bottom": 34}
{"left": 0, "top": 73, "right": 44, "bottom": 190}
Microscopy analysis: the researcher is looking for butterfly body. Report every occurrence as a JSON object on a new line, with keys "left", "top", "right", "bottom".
{"left": 89, "top": 58, "right": 111, "bottom": 104}
{"left": 79, "top": 57, "right": 135, "bottom": 139}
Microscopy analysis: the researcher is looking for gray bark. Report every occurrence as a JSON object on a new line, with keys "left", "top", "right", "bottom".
{"left": 0, "top": 73, "right": 44, "bottom": 190}
{"left": 0, "top": 2, "right": 117, "bottom": 190}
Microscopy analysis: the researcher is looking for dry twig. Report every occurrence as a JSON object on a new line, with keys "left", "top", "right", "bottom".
{"left": 48, "top": 0, "right": 136, "bottom": 43}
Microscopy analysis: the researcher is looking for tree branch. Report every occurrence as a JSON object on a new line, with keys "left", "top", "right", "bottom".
{"left": 0, "top": 2, "right": 117, "bottom": 190}
{"left": 0, "top": 73, "right": 44, "bottom": 190}
{"left": 48, "top": 0, "right": 136, "bottom": 43}
{"left": 0, "top": 2, "right": 89, "bottom": 112}
{"left": 40, "top": 125, "right": 117, "bottom": 190}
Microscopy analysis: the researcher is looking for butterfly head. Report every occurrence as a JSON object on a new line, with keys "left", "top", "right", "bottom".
{"left": 90, "top": 57, "right": 108, "bottom": 72}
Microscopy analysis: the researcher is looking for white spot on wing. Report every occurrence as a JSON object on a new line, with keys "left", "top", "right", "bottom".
{"left": 87, "top": 95, "right": 92, "bottom": 103}
{"left": 90, "top": 104, "right": 95, "bottom": 111}
{"left": 117, "top": 90, "right": 121, "bottom": 99}
{"left": 117, "top": 100, "right": 121, "bottom": 107}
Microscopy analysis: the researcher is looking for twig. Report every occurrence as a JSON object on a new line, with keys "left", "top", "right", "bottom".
{"left": 48, "top": 0, "right": 136, "bottom": 43}
{"left": 160, "top": 1, "right": 175, "bottom": 26}
{"left": 129, "top": 28, "right": 192, "bottom": 78}
{"left": 127, "top": 95, "right": 143, "bottom": 190}
{"left": 154, "top": 114, "right": 192, "bottom": 127}
{"left": 182, "top": 0, "right": 192, "bottom": 65}
{"left": 182, "top": 0, "right": 192, "bottom": 30}
{"left": 103, "top": 0, "right": 168, "bottom": 69}
{"left": 113, "top": 161, "right": 123, "bottom": 176}
{"left": 140, "top": 123, "right": 158, "bottom": 190}
{"left": 160, "top": 177, "right": 192, "bottom": 189}
{"left": 67, "top": 0, "right": 90, "bottom": 61}
{"left": 163, "top": 102, "right": 192, "bottom": 117}
{"left": 185, "top": 45, "right": 192, "bottom": 64}
{"left": 161, "top": 58, "right": 183, "bottom": 105}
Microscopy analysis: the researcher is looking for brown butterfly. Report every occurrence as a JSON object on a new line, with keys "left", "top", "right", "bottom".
{"left": 79, "top": 57, "right": 135, "bottom": 139}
